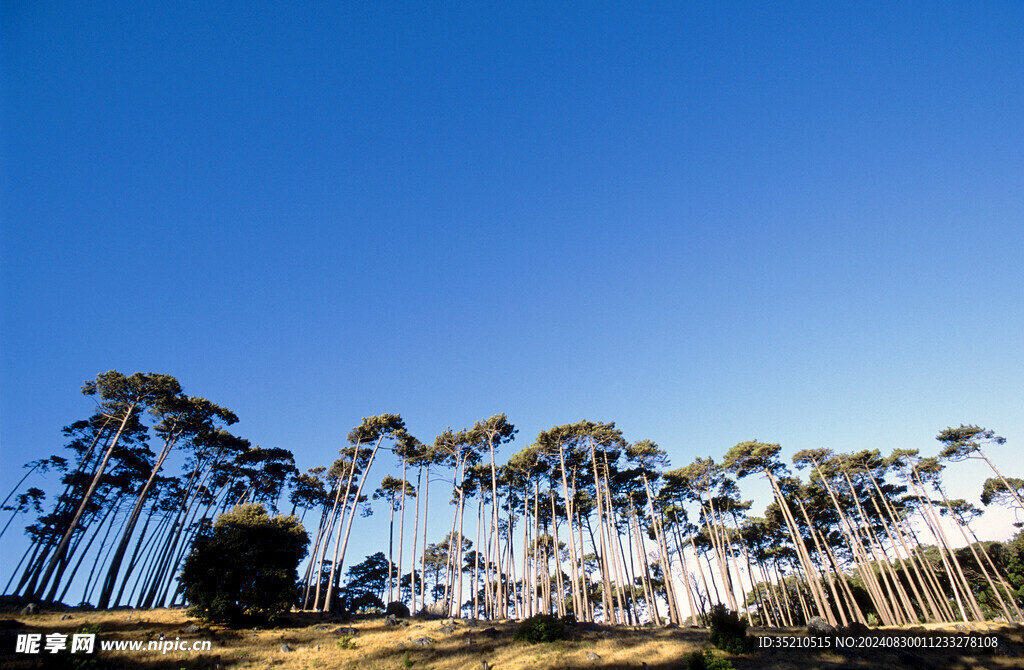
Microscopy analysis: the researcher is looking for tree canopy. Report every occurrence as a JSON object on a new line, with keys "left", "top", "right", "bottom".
{"left": 179, "top": 504, "right": 308, "bottom": 624}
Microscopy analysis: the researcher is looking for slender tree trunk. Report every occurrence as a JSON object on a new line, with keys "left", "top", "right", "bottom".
{"left": 36, "top": 410, "right": 135, "bottom": 602}
{"left": 4, "top": 543, "right": 38, "bottom": 596}
{"left": 549, "top": 492, "right": 566, "bottom": 618}
{"left": 759, "top": 561, "right": 783, "bottom": 627}
{"left": 485, "top": 436, "right": 503, "bottom": 618}
{"left": 763, "top": 471, "right": 833, "bottom": 625}
{"left": 314, "top": 440, "right": 366, "bottom": 610}
{"left": 702, "top": 496, "right": 738, "bottom": 612}
{"left": 56, "top": 502, "right": 118, "bottom": 605}
{"left": 109, "top": 503, "right": 161, "bottom": 607}
{"left": 771, "top": 559, "right": 794, "bottom": 626}
{"left": 861, "top": 473, "right": 930, "bottom": 622}
{"left": 326, "top": 435, "right": 387, "bottom": 613}
{"left": 727, "top": 514, "right": 771, "bottom": 625}
{"left": 935, "top": 486, "right": 1015, "bottom": 622}
{"left": 301, "top": 503, "right": 330, "bottom": 608}
{"left": 841, "top": 473, "right": 915, "bottom": 624}
{"left": 670, "top": 516, "right": 699, "bottom": 625}
{"left": 555, "top": 448, "right": 583, "bottom": 619}
{"left": 454, "top": 478, "right": 468, "bottom": 617}
{"left": 387, "top": 493, "right": 396, "bottom": 604}
{"left": 98, "top": 431, "right": 184, "bottom": 608}
{"left": 143, "top": 462, "right": 219, "bottom": 608}
{"left": 398, "top": 458, "right": 408, "bottom": 604}
{"left": 629, "top": 503, "right": 657, "bottom": 623}
{"left": 792, "top": 497, "right": 848, "bottom": 626}
{"left": 793, "top": 571, "right": 812, "bottom": 624}
{"left": 125, "top": 510, "right": 174, "bottom": 606}
{"left": 506, "top": 489, "right": 519, "bottom": 619}
{"left": 46, "top": 496, "right": 117, "bottom": 604}
{"left": 442, "top": 479, "right": 461, "bottom": 611}
{"left": 904, "top": 464, "right": 983, "bottom": 621}
{"left": 588, "top": 440, "right": 614, "bottom": 620}
{"left": 865, "top": 469, "right": 942, "bottom": 622}
{"left": 960, "top": 518, "right": 1023, "bottom": 621}
{"left": 522, "top": 480, "right": 534, "bottom": 618}
{"left": 473, "top": 495, "right": 483, "bottom": 618}
{"left": 80, "top": 506, "right": 121, "bottom": 606}
{"left": 575, "top": 507, "right": 593, "bottom": 621}
{"left": 642, "top": 473, "right": 680, "bottom": 623}
{"left": 411, "top": 464, "right": 423, "bottom": 613}
{"left": 809, "top": 460, "right": 885, "bottom": 624}
{"left": 420, "top": 464, "right": 430, "bottom": 607}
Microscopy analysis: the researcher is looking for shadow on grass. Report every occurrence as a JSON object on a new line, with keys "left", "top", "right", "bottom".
{"left": 2, "top": 613, "right": 1021, "bottom": 670}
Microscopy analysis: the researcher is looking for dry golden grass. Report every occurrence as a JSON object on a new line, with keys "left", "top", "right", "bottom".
{"left": 1, "top": 607, "right": 1022, "bottom": 669}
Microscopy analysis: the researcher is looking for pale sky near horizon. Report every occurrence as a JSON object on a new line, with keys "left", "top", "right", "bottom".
{"left": 2, "top": 2, "right": 1022, "bottom": 585}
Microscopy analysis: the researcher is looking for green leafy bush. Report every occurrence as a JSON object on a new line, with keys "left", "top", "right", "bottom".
{"left": 683, "top": 647, "right": 735, "bottom": 670}
{"left": 513, "top": 614, "right": 566, "bottom": 643}
{"left": 707, "top": 605, "right": 751, "bottom": 654}
{"left": 180, "top": 504, "right": 308, "bottom": 625}
{"left": 40, "top": 624, "right": 102, "bottom": 670}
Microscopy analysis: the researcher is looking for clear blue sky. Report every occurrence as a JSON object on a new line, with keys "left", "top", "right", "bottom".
{"left": 3, "top": 1, "right": 1023, "bottom": 555}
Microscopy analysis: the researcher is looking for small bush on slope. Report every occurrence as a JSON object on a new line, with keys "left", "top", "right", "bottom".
{"left": 513, "top": 614, "right": 566, "bottom": 643}
{"left": 683, "top": 647, "right": 735, "bottom": 670}
{"left": 707, "top": 605, "right": 752, "bottom": 654}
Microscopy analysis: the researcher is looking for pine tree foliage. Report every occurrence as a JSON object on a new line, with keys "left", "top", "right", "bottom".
{"left": 5, "top": 373, "right": 1023, "bottom": 629}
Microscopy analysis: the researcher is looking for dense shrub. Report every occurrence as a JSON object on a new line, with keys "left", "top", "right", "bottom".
{"left": 707, "top": 605, "right": 751, "bottom": 653}
{"left": 513, "top": 614, "right": 566, "bottom": 643}
{"left": 682, "top": 647, "right": 735, "bottom": 670}
{"left": 40, "top": 624, "right": 101, "bottom": 670}
{"left": 180, "top": 504, "right": 308, "bottom": 625}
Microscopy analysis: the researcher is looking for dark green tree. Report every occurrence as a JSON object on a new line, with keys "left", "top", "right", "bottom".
{"left": 336, "top": 551, "right": 392, "bottom": 612}
{"left": 180, "top": 503, "right": 308, "bottom": 624}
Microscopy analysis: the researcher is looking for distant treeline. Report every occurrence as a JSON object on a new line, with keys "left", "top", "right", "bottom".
{"left": 3, "top": 370, "right": 1023, "bottom": 626}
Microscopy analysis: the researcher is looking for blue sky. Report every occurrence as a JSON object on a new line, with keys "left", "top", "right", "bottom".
{"left": 3, "top": 0, "right": 1023, "bottom": 563}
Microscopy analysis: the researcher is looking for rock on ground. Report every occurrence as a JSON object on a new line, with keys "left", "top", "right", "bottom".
{"left": 385, "top": 601, "right": 410, "bottom": 618}
{"left": 839, "top": 621, "right": 870, "bottom": 636}
{"left": 806, "top": 616, "right": 836, "bottom": 635}
{"left": 419, "top": 602, "right": 447, "bottom": 619}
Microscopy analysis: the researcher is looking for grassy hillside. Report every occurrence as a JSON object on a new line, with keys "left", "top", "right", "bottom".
{"left": 1, "top": 608, "right": 1021, "bottom": 669}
